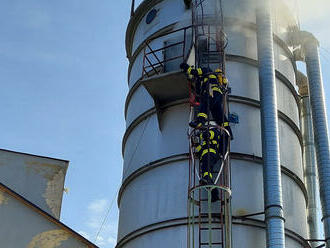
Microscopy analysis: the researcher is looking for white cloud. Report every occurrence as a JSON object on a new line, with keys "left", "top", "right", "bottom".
{"left": 88, "top": 199, "right": 109, "bottom": 214}
{"left": 79, "top": 198, "right": 119, "bottom": 248}
{"left": 108, "top": 236, "right": 117, "bottom": 246}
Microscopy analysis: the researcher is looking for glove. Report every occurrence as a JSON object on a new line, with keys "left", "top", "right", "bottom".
{"left": 180, "top": 63, "right": 189, "bottom": 72}
{"left": 202, "top": 130, "right": 211, "bottom": 140}
{"left": 190, "top": 69, "right": 198, "bottom": 77}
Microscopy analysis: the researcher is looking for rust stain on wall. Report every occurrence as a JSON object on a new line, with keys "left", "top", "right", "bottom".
{"left": 235, "top": 208, "right": 248, "bottom": 216}
{"left": 0, "top": 191, "right": 9, "bottom": 205}
{"left": 42, "top": 169, "right": 65, "bottom": 219}
{"left": 27, "top": 229, "right": 70, "bottom": 248}
{"left": 25, "top": 161, "right": 62, "bottom": 180}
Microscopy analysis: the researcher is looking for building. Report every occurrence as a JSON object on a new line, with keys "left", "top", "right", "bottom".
{"left": 118, "top": 0, "right": 330, "bottom": 248}
{"left": 0, "top": 149, "right": 98, "bottom": 248}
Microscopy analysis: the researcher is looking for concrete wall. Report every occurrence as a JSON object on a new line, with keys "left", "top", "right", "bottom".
{"left": 0, "top": 187, "right": 93, "bottom": 248}
{"left": 0, "top": 149, "right": 68, "bottom": 219}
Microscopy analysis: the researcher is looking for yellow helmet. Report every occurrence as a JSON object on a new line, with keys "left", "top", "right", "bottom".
{"left": 215, "top": 68, "right": 222, "bottom": 73}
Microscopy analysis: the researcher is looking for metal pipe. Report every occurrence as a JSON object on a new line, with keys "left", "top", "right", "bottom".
{"left": 130, "top": 0, "right": 135, "bottom": 17}
{"left": 301, "top": 94, "right": 321, "bottom": 247}
{"left": 302, "top": 32, "right": 330, "bottom": 248}
{"left": 256, "top": 0, "right": 285, "bottom": 247}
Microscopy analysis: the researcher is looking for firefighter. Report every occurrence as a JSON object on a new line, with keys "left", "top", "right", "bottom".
{"left": 180, "top": 62, "right": 211, "bottom": 102}
{"left": 195, "top": 124, "right": 225, "bottom": 202}
{"left": 190, "top": 69, "right": 232, "bottom": 134}
{"left": 180, "top": 63, "right": 233, "bottom": 138}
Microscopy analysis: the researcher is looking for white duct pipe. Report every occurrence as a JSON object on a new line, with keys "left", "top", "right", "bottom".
{"left": 302, "top": 31, "right": 330, "bottom": 248}
{"left": 256, "top": 0, "right": 286, "bottom": 247}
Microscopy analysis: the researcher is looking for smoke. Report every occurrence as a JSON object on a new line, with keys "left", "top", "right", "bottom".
{"left": 297, "top": 0, "right": 330, "bottom": 49}
{"left": 298, "top": 0, "right": 330, "bottom": 22}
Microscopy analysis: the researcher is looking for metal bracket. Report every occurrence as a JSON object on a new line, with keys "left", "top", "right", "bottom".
{"left": 228, "top": 112, "right": 239, "bottom": 124}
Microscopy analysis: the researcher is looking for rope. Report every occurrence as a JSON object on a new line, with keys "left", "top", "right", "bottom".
{"left": 94, "top": 116, "right": 151, "bottom": 243}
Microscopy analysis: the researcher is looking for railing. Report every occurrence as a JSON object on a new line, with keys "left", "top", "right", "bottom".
{"left": 142, "top": 26, "right": 193, "bottom": 78}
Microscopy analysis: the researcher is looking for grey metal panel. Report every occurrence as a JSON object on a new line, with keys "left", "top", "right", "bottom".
{"left": 126, "top": 85, "right": 154, "bottom": 127}
{"left": 274, "top": 44, "right": 296, "bottom": 86}
{"left": 0, "top": 150, "right": 67, "bottom": 219}
{"left": 226, "top": 25, "right": 258, "bottom": 61}
{"left": 282, "top": 173, "right": 309, "bottom": 238}
{"left": 0, "top": 190, "right": 91, "bottom": 248}
{"left": 278, "top": 119, "right": 304, "bottom": 180}
{"left": 276, "top": 78, "right": 300, "bottom": 128}
{"left": 132, "top": 0, "right": 187, "bottom": 54}
{"left": 123, "top": 104, "right": 189, "bottom": 180}
{"left": 223, "top": 0, "right": 256, "bottom": 23}
{"left": 229, "top": 102, "right": 262, "bottom": 157}
{"left": 226, "top": 61, "right": 260, "bottom": 101}
{"left": 118, "top": 223, "right": 306, "bottom": 248}
{"left": 232, "top": 225, "right": 266, "bottom": 248}
{"left": 284, "top": 237, "right": 307, "bottom": 248}
{"left": 226, "top": 61, "right": 299, "bottom": 128}
{"left": 231, "top": 159, "right": 308, "bottom": 237}
{"left": 118, "top": 225, "right": 187, "bottom": 248}
{"left": 118, "top": 160, "right": 188, "bottom": 241}
{"left": 231, "top": 160, "right": 264, "bottom": 220}
{"left": 129, "top": 51, "right": 144, "bottom": 88}
{"left": 230, "top": 102, "right": 302, "bottom": 179}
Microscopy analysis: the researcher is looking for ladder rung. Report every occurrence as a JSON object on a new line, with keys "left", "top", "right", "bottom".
{"left": 200, "top": 242, "right": 223, "bottom": 245}
{"left": 199, "top": 213, "right": 221, "bottom": 216}
{"left": 200, "top": 227, "right": 222, "bottom": 230}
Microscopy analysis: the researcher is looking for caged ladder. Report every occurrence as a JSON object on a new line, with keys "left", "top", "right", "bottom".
{"left": 187, "top": 0, "right": 232, "bottom": 248}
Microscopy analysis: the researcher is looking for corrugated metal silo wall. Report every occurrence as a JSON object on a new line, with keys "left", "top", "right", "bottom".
{"left": 118, "top": 0, "right": 308, "bottom": 247}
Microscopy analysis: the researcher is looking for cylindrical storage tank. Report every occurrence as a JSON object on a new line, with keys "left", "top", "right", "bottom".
{"left": 117, "top": 0, "right": 309, "bottom": 247}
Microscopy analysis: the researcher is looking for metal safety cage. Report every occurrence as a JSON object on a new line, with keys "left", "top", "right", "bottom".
{"left": 187, "top": 126, "right": 232, "bottom": 248}
{"left": 192, "top": 0, "right": 227, "bottom": 71}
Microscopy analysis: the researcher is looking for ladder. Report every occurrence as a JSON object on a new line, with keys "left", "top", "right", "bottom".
{"left": 187, "top": 126, "right": 231, "bottom": 248}
{"left": 187, "top": 0, "right": 232, "bottom": 248}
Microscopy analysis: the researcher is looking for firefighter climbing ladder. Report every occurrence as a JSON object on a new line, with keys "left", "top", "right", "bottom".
{"left": 187, "top": 0, "right": 232, "bottom": 248}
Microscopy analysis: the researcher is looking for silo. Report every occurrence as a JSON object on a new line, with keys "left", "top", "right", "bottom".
{"left": 117, "top": 0, "right": 310, "bottom": 247}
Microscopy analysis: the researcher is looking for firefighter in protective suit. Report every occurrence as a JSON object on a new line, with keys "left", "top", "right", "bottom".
{"left": 180, "top": 63, "right": 233, "bottom": 139}
{"left": 180, "top": 62, "right": 210, "bottom": 104}
{"left": 195, "top": 124, "right": 226, "bottom": 202}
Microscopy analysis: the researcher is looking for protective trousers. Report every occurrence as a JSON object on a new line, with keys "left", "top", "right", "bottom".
{"left": 200, "top": 152, "right": 219, "bottom": 178}
{"left": 197, "top": 90, "right": 228, "bottom": 125}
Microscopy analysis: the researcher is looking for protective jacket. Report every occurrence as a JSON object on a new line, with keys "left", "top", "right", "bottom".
{"left": 196, "top": 127, "right": 223, "bottom": 180}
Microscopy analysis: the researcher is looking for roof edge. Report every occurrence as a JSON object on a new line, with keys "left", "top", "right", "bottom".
{"left": 0, "top": 182, "right": 98, "bottom": 248}
{"left": 0, "top": 148, "right": 69, "bottom": 164}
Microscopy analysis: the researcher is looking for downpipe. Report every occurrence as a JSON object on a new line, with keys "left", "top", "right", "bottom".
{"left": 301, "top": 94, "right": 321, "bottom": 247}
{"left": 256, "top": 0, "right": 285, "bottom": 247}
{"left": 303, "top": 32, "right": 330, "bottom": 248}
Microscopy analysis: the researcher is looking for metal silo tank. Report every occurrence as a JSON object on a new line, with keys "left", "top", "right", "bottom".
{"left": 117, "top": 0, "right": 309, "bottom": 247}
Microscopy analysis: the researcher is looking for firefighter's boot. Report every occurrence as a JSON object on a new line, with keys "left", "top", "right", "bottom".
{"left": 200, "top": 173, "right": 213, "bottom": 185}
{"left": 211, "top": 188, "right": 220, "bottom": 202}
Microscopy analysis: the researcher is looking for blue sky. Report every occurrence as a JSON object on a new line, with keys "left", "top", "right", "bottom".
{"left": 0, "top": 1, "right": 329, "bottom": 248}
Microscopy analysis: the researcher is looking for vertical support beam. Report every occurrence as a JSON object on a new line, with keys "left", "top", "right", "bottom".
{"left": 303, "top": 32, "right": 330, "bottom": 248}
{"left": 256, "top": 1, "right": 285, "bottom": 247}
